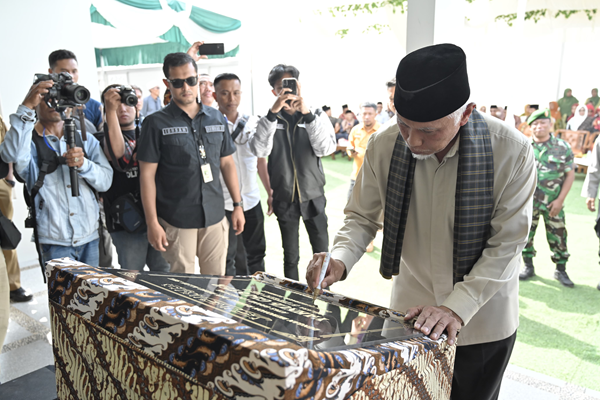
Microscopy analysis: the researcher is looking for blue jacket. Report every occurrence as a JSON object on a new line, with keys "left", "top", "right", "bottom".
{"left": 0, "top": 105, "right": 113, "bottom": 247}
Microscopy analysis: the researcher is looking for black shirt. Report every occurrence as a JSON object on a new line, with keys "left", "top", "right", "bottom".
{"left": 137, "top": 101, "right": 235, "bottom": 229}
{"left": 97, "top": 129, "right": 140, "bottom": 232}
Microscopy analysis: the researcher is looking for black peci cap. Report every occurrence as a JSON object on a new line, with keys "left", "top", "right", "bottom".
{"left": 394, "top": 44, "right": 470, "bottom": 122}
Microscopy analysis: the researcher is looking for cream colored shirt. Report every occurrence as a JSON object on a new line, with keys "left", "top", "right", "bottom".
{"left": 331, "top": 113, "right": 537, "bottom": 346}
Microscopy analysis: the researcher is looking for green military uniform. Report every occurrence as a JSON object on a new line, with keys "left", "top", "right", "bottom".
{"left": 523, "top": 111, "right": 574, "bottom": 266}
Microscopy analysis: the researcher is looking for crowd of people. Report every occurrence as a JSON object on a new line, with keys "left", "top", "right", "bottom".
{"left": 1, "top": 40, "right": 600, "bottom": 400}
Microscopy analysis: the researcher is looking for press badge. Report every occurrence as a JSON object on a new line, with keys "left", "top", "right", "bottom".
{"left": 201, "top": 164, "right": 213, "bottom": 183}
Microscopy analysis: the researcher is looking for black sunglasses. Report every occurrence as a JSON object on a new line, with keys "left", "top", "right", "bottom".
{"left": 167, "top": 76, "right": 198, "bottom": 88}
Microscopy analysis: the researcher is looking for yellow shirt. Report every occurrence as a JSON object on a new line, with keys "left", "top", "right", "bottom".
{"left": 347, "top": 121, "right": 381, "bottom": 180}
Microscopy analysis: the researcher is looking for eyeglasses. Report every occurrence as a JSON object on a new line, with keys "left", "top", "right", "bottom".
{"left": 167, "top": 76, "right": 198, "bottom": 89}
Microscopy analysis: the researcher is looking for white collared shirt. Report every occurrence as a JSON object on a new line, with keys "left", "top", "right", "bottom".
{"left": 220, "top": 113, "right": 261, "bottom": 211}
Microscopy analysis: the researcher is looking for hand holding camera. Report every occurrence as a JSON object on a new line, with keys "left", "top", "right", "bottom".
{"left": 22, "top": 80, "right": 54, "bottom": 110}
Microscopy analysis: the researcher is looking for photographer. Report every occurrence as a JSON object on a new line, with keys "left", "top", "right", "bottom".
{"left": 97, "top": 84, "right": 169, "bottom": 272}
{"left": 0, "top": 79, "right": 112, "bottom": 266}
{"left": 249, "top": 64, "right": 336, "bottom": 280}
{"left": 48, "top": 50, "right": 102, "bottom": 132}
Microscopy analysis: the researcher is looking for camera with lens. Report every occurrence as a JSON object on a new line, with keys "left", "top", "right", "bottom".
{"left": 34, "top": 72, "right": 90, "bottom": 109}
{"left": 117, "top": 85, "right": 138, "bottom": 107}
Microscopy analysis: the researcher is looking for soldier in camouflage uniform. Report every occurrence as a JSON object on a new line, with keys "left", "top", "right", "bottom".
{"left": 520, "top": 108, "right": 576, "bottom": 287}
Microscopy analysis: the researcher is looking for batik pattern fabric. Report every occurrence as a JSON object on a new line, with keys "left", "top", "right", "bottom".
{"left": 47, "top": 259, "right": 455, "bottom": 400}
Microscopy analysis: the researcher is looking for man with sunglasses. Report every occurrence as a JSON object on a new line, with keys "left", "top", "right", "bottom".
{"left": 138, "top": 53, "right": 244, "bottom": 275}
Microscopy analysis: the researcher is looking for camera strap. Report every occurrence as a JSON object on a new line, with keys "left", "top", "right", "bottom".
{"left": 103, "top": 121, "right": 137, "bottom": 173}
{"left": 231, "top": 117, "right": 247, "bottom": 142}
{"left": 76, "top": 107, "right": 87, "bottom": 141}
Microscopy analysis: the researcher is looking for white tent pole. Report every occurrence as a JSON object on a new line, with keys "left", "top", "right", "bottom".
{"left": 556, "top": 34, "right": 566, "bottom": 101}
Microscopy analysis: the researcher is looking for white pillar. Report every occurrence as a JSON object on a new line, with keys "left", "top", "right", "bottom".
{"left": 406, "top": 0, "right": 466, "bottom": 53}
{"left": 406, "top": 0, "right": 435, "bottom": 53}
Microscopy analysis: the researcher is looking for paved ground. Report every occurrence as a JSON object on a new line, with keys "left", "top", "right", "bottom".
{"left": 2, "top": 262, "right": 600, "bottom": 399}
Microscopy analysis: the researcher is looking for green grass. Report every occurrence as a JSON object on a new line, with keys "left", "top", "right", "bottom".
{"left": 259, "top": 158, "right": 600, "bottom": 391}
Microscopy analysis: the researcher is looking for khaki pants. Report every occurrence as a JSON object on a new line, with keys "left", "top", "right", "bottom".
{"left": 159, "top": 217, "right": 228, "bottom": 275}
{"left": 0, "top": 179, "right": 20, "bottom": 291}
{"left": 0, "top": 252, "right": 9, "bottom": 360}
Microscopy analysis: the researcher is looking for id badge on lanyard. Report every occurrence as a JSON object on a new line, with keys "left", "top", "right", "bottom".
{"left": 198, "top": 142, "right": 213, "bottom": 183}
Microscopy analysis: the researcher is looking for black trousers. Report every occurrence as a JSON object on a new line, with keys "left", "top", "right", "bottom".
{"left": 225, "top": 202, "right": 266, "bottom": 276}
{"left": 451, "top": 331, "right": 517, "bottom": 400}
{"left": 277, "top": 211, "right": 329, "bottom": 281}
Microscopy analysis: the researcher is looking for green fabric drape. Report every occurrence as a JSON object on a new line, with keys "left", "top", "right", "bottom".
{"left": 90, "top": 5, "right": 115, "bottom": 27}
{"left": 159, "top": 26, "right": 191, "bottom": 48}
{"left": 167, "top": 0, "right": 186, "bottom": 12}
{"left": 96, "top": 44, "right": 240, "bottom": 67}
{"left": 115, "top": 0, "right": 161, "bottom": 10}
{"left": 189, "top": 6, "right": 241, "bottom": 33}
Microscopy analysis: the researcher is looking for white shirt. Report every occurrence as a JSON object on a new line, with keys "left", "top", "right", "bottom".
{"left": 375, "top": 111, "right": 390, "bottom": 125}
{"left": 219, "top": 113, "right": 261, "bottom": 211}
{"left": 331, "top": 113, "right": 536, "bottom": 346}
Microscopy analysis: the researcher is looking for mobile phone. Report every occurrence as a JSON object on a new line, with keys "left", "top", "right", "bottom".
{"left": 282, "top": 78, "right": 298, "bottom": 95}
{"left": 199, "top": 43, "right": 225, "bottom": 56}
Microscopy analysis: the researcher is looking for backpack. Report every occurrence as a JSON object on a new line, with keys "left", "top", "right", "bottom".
{"left": 15, "top": 129, "right": 104, "bottom": 279}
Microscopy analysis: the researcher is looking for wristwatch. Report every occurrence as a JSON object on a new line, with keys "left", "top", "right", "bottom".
{"left": 233, "top": 200, "right": 244, "bottom": 208}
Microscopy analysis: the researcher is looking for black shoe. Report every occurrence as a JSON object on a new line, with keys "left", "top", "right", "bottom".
{"left": 597, "top": 281, "right": 600, "bottom": 291}
{"left": 10, "top": 287, "right": 33, "bottom": 302}
{"left": 554, "top": 270, "right": 574, "bottom": 288}
{"left": 519, "top": 260, "right": 535, "bottom": 280}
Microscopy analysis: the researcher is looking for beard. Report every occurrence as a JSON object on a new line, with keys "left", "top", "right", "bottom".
{"left": 411, "top": 152, "right": 435, "bottom": 160}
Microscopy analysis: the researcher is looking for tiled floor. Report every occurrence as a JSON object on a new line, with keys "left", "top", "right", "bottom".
{"left": 1, "top": 263, "right": 600, "bottom": 400}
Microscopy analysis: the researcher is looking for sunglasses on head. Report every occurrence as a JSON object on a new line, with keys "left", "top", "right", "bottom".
{"left": 167, "top": 76, "right": 198, "bottom": 89}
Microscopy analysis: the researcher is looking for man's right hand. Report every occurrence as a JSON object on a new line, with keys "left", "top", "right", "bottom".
{"left": 587, "top": 197, "right": 596, "bottom": 212}
{"left": 306, "top": 252, "right": 346, "bottom": 291}
{"left": 148, "top": 220, "right": 169, "bottom": 252}
{"left": 22, "top": 80, "right": 54, "bottom": 110}
{"left": 103, "top": 88, "right": 122, "bottom": 115}
{"left": 270, "top": 88, "right": 297, "bottom": 114}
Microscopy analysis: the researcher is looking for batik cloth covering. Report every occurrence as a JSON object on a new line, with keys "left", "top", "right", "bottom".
{"left": 380, "top": 109, "right": 495, "bottom": 284}
{"left": 47, "top": 260, "right": 455, "bottom": 400}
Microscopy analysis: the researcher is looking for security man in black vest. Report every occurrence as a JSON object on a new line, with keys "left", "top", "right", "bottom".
{"left": 250, "top": 64, "right": 336, "bottom": 281}
{"left": 138, "top": 52, "right": 245, "bottom": 275}
{"left": 97, "top": 84, "right": 170, "bottom": 272}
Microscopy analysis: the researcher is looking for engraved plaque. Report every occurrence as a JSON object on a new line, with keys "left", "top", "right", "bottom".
{"left": 106, "top": 270, "right": 423, "bottom": 351}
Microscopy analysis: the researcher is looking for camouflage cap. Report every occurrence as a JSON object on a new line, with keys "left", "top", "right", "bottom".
{"left": 527, "top": 108, "right": 551, "bottom": 125}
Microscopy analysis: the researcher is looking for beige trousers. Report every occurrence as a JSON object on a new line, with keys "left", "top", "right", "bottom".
{"left": 0, "top": 252, "right": 9, "bottom": 360}
{"left": 159, "top": 216, "right": 228, "bottom": 275}
{"left": 0, "top": 179, "right": 20, "bottom": 291}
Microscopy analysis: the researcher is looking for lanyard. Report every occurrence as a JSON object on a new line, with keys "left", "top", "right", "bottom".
{"left": 191, "top": 116, "right": 207, "bottom": 164}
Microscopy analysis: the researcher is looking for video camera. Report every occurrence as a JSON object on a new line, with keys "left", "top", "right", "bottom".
{"left": 33, "top": 72, "right": 90, "bottom": 110}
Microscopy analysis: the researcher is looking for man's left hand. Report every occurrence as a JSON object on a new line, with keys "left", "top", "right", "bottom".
{"left": 186, "top": 41, "right": 209, "bottom": 61}
{"left": 547, "top": 199, "right": 563, "bottom": 218}
{"left": 292, "top": 81, "right": 310, "bottom": 115}
{"left": 231, "top": 207, "right": 245, "bottom": 235}
{"left": 64, "top": 147, "right": 84, "bottom": 169}
{"left": 404, "top": 305, "right": 463, "bottom": 345}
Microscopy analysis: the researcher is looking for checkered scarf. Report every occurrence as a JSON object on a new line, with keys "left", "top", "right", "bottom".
{"left": 380, "top": 110, "right": 494, "bottom": 284}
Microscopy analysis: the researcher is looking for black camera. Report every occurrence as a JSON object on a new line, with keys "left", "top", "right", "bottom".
{"left": 117, "top": 85, "right": 138, "bottom": 107}
{"left": 34, "top": 72, "right": 90, "bottom": 109}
